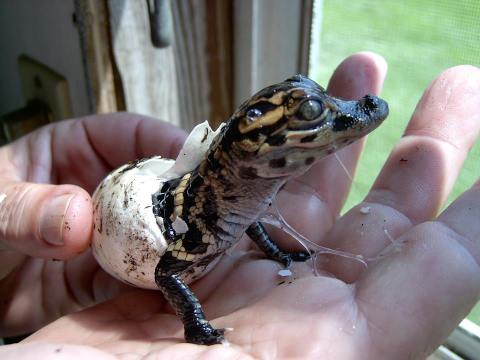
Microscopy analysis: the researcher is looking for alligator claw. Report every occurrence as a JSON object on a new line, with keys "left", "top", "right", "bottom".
{"left": 185, "top": 324, "right": 226, "bottom": 345}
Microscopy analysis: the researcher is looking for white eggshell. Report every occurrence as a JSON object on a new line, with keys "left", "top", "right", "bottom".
{"left": 92, "top": 121, "right": 224, "bottom": 289}
{"left": 92, "top": 157, "right": 174, "bottom": 289}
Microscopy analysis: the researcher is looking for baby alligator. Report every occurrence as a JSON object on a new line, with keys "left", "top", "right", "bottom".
{"left": 151, "top": 75, "right": 388, "bottom": 345}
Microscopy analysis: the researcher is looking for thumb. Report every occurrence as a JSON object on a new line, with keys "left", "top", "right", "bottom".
{"left": 0, "top": 182, "right": 92, "bottom": 259}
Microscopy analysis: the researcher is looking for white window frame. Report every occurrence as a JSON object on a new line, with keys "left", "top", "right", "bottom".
{"left": 438, "top": 319, "right": 480, "bottom": 360}
{"left": 233, "top": 0, "right": 312, "bottom": 107}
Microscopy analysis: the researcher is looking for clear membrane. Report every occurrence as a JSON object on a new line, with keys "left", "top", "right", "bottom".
{"left": 259, "top": 145, "right": 400, "bottom": 276}
{"left": 260, "top": 202, "right": 368, "bottom": 277}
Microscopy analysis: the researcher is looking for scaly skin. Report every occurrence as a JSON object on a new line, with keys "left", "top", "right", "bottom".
{"left": 152, "top": 75, "right": 388, "bottom": 344}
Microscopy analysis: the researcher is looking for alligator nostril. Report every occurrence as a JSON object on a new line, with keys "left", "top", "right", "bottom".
{"left": 362, "top": 94, "right": 379, "bottom": 110}
{"left": 360, "top": 95, "right": 389, "bottom": 121}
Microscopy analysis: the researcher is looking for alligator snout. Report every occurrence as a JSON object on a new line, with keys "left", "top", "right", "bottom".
{"left": 359, "top": 94, "right": 389, "bottom": 121}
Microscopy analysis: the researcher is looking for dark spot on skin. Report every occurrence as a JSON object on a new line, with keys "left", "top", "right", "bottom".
{"left": 400, "top": 158, "right": 408, "bottom": 163}
{"left": 55, "top": 347, "right": 62, "bottom": 353}
{"left": 182, "top": 228, "right": 209, "bottom": 254}
{"left": 202, "top": 188, "right": 217, "bottom": 218}
{"left": 300, "top": 134, "right": 317, "bottom": 143}
{"left": 360, "top": 94, "right": 379, "bottom": 115}
{"left": 269, "top": 157, "right": 286, "bottom": 168}
{"left": 266, "top": 134, "right": 286, "bottom": 146}
{"left": 333, "top": 115, "right": 355, "bottom": 131}
{"left": 305, "top": 157, "right": 315, "bottom": 165}
{"left": 239, "top": 166, "right": 258, "bottom": 180}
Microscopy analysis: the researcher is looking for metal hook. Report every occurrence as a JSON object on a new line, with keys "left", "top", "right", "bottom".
{"left": 146, "top": 0, "right": 172, "bottom": 48}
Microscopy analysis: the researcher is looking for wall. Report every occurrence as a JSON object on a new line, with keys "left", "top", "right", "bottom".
{"left": 0, "top": 0, "right": 89, "bottom": 118}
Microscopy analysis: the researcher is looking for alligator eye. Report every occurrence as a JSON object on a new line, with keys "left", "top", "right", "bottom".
{"left": 298, "top": 100, "right": 323, "bottom": 120}
{"left": 246, "top": 108, "right": 262, "bottom": 123}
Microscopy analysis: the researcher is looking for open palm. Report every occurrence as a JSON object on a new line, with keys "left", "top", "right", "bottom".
{"left": 2, "top": 54, "right": 480, "bottom": 359}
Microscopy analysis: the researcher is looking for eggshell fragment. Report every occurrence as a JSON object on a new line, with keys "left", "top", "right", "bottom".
{"left": 92, "top": 157, "right": 174, "bottom": 289}
{"left": 278, "top": 269, "right": 293, "bottom": 277}
{"left": 92, "top": 121, "right": 223, "bottom": 289}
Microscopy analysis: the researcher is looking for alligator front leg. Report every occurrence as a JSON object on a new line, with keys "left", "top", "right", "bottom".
{"left": 154, "top": 243, "right": 226, "bottom": 345}
{"left": 155, "top": 272, "right": 225, "bottom": 345}
{"left": 246, "top": 222, "right": 310, "bottom": 267}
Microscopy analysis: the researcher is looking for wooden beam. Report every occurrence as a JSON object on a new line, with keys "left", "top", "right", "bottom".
{"left": 205, "top": 0, "right": 233, "bottom": 129}
{"left": 74, "top": 0, "right": 124, "bottom": 113}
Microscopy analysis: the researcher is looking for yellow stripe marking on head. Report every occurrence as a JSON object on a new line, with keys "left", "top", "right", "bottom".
{"left": 239, "top": 106, "right": 284, "bottom": 134}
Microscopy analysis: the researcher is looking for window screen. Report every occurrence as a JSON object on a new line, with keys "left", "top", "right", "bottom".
{"left": 310, "top": 0, "right": 480, "bottom": 325}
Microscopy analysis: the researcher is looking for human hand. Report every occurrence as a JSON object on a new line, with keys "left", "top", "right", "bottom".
{"left": 4, "top": 53, "right": 480, "bottom": 359}
{"left": 0, "top": 113, "right": 186, "bottom": 336}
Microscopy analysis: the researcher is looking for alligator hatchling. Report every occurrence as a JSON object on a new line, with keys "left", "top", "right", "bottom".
{"left": 92, "top": 75, "right": 389, "bottom": 345}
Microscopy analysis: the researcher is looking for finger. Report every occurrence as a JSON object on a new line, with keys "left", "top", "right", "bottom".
{"left": 79, "top": 112, "right": 187, "bottom": 165}
{"left": 7, "top": 113, "right": 187, "bottom": 193}
{"left": 356, "top": 182, "right": 480, "bottom": 358}
{"left": 0, "top": 342, "right": 115, "bottom": 360}
{"left": 322, "top": 65, "right": 480, "bottom": 282}
{"left": 271, "top": 52, "right": 387, "bottom": 248}
{"left": 0, "top": 182, "right": 92, "bottom": 261}
{"left": 53, "top": 113, "right": 187, "bottom": 192}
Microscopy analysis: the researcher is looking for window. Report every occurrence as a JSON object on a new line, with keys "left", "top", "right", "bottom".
{"left": 308, "top": 0, "right": 480, "bottom": 358}
{"left": 310, "top": 0, "right": 480, "bottom": 213}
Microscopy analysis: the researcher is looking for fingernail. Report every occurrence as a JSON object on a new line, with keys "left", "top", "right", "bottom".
{"left": 40, "top": 194, "right": 75, "bottom": 246}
